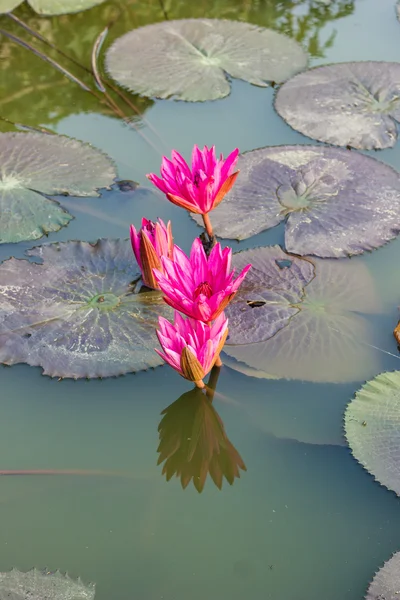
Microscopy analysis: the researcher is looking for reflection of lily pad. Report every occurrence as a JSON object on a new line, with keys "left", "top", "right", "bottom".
{"left": 275, "top": 62, "right": 400, "bottom": 149}
{"left": 193, "top": 145, "right": 400, "bottom": 257}
{"left": 0, "top": 568, "right": 95, "bottom": 600}
{"left": 224, "top": 246, "right": 381, "bottom": 383}
{"left": 345, "top": 371, "right": 400, "bottom": 496}
{"left": 0, "top": 239, "right": 173, "bottom": 379}
{"left": 0, "top": 0, "right": 106, "bottom": 14}
{"left": 105, "top": 19, "right": 308, "bottom": 102}
{"left": 365, "top": 552, "right": 400, "bottom": 600}
{"left": 0, "top": 132, "right": 116, "bottom": 244}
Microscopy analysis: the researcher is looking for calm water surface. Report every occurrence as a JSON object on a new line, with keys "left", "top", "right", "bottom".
{"left": 1, "top": 1, "right": 400, "bottom": 598}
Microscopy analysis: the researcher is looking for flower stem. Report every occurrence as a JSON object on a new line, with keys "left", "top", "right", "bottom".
{"left": 202, "top": 213, "right": 214, "bottom": 238}
{"left": 201, "top": 213, "right": 217, "bottom": 256}
{"left": 214, "top": 356, "right": 223, "bottom": 368}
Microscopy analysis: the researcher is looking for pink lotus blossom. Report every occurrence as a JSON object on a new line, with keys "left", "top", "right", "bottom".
{"left": 156, "top": 311, "right": 229, "bottom": 385}
{"left": 154, "top": 238, "right": 251, "bottom": 322}
{"left": 147, "top": 145, "right": 239, "bottom": 214}
{"left": 130, "top": 218, "right": 173, "bottom": 289}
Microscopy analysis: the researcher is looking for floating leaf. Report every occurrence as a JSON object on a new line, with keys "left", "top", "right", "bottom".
{"left": 0, "top": 0, "right": 106, "bottom": 14}
{"left": 0, "top": 132, "right": 116, "bottom": 244}
{"left": 192, "top": 145, "right": 400, "bottom": 257}
{"left": 105, "top": 19, "right": 308, "bottom": 102}
{"left": 0, "top": 568, "right": 95, "bottom": 600}
{"left": 224, "top": 246, "right": 381, "bottom": 383}
{"left": 275, "top": 62, "right": 400, "bottom": 149}
{"left": 345, "top": 371, "right": 400, "bottom": 496}
{"left": 0, "top": 0, "right": 21, "bottom": 11}
{"left": 366, "top": 552, "right": 400, "bottom": 600}
{"left": 0, "top": 239, "right": 173, "bottom": 379}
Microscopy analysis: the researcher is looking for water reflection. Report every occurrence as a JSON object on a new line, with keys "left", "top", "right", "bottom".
{"left": 157, "top": 367, "right": 246, "bottom": 492}
{"left": 167, "top": 0, "right": 355, "bottom": 58}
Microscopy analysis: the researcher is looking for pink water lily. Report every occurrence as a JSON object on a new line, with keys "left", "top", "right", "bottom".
{"left": 153, "top": 237, "right": 251, "bottom": 323}
{"left": 156, "top": 311, "right": 229, "bottom": 387}
{"left": 147, "top": 145, "right": 239, "bottom": 215}
{"left": 130, "top": 218, "right": 173, "bottom": 289}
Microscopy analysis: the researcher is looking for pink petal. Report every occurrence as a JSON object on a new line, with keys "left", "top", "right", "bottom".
{"left": 129, "top": 224, "right": 142, "bottom": 269}
{"left": 220, "top": 148, "right": 240, "bottom": 180}
{"left": 171, "top": 150, "right": 192, "bottom": 178}
{"left": 146, "top": 173, "right": 169, "bottom": 194}
{"left": 189, "top": 238, "right": 208, "bottom": 286}
{"left": 231, "top": 263, "right": 252, "bottom": 291}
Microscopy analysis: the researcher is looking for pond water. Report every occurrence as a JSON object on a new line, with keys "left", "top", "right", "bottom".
{"left": 1, "top": 0, "right": 400, "bottom": 598}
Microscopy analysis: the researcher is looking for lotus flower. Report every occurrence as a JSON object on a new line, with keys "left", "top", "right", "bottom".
{"left": 147, "top": 145, "right": 239, "bottom": 214}
{"left": 156, "top": 312, "right": 229, "bottom": 387}
{"left": 130, "top": 218, "right": 173, "bottom": 289}
{"left": 154, "top": 238, "right": 251, "bottom": 322}
{"left": 157, "top": 387, "right": 246, "bottom": 493}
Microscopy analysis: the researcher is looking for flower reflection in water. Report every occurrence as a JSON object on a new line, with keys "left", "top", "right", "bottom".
{"left": 157, "top": 368, "right": 246, "bottom": 492}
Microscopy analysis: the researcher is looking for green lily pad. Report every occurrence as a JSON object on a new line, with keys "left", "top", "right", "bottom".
{"left": 0, "top": 568, "right": 95, "bottom": 600}
{"left": 105, "top": 18, "right": 308, "bottom": 102}
{"left": 224, "top": 246, "right": 381, "bottom": 383}
{"left": 0, "top": 0, "right": 21, "bottom": 11}
{"left": 345, "top": 371, "right": 400, "bottom": 496}
{"left": 0, "top": 132, "right": 116, "bottom": 244}
{"left": 0, "top": 0, "right": 106, "bottom": 14}
{"left": 0, "top": 239, "right": 173, "bottom": 379}
{"left": 366, "top": 552, "right": 400, "bottom": 600}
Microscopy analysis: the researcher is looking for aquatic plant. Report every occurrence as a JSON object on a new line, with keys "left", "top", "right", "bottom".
{"left": 147, "top": 144, "right": 239, "bottom": 238}
{"left": 155, "top": 312, "right": 228, "bottom": 388}
{"left": 130, "top": 217, "right": 174, "bottom": 290}
{"left": 154, "top": 237, "right": 251, "bottom": 323}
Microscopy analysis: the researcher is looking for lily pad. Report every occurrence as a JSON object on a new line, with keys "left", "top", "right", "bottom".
{"left": 224, "top": 246, "right": 381, "bottom": 383}
{"left": 0, "top": 568, "right": 95, "bottom": 600}
{"left": 192, "top": 145, "right": 400, "bottom": 258}
{"left": 0, "top": 0, "right": 21, "bottom": 11}
{"left": 0, "top": 238, "right": 173, "bottom": 379}
{"left": 105, "top": 19, "right": 308, "bottom": 102}
{"left": 345, "top": 371, "right": 400, "bottom": 496}
{"left": 0, "top": 132, "right": 116, "bottom": 244}
{"left": 366, "top": 552, "right": 400, "bottom": 600}
{"left": 274, "top": 62, "right": 400, "bottom": 149}
{"left": 0, "top": 0, "right": 106, "bottom": 14}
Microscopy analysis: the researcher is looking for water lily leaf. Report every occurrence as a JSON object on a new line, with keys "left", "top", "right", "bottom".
{"left": 0, "top": 0, "right": 106, "bottom": 14}
{"left": 193, "top": 145, "right": 400, "bottom": 258}
{"left": 0, "top": 239, "right": 173, "bottom": 379}
{"left": 0, "top": 568, "right": 95, "bottom": 600}
{"left": 105, "top": 19, "right": 308, "bottom": 102}
{"left": 366, "top": 552, "right": 400, "bottom": 600}
{"left": 224, "top": 246, "right": 381, "bottom": 383}
{"left": 0, "top": 132, "right": 116, "bottom": 244}
{"left": 28, "top": 0, "right": 106, "bottom": 14}
{"left": 0, "top": 0, "right": 21, "bottom": 12}
{"left": 275, "top": 62, "right": 400, "bottom": 150}
{"left": 345, "top": 371, "right": 400, "bottom": 496}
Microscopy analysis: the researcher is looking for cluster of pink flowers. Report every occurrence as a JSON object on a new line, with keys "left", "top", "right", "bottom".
{"left": 130, "top": 145, "right": 251, "bottom": 389}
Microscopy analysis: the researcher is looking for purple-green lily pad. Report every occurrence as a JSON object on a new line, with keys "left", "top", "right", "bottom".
{"left": 275, "top": 62, "right": 400, "bottom": 150}
{"left": 0, "top": 239, "right": 172, "bottom": 379}
{"left": 0, "top": 568, "right": 95, "bottom": 600}
{"left": 224, "top": 246, "right": 381, "bottom": 383}
{"left": 0, "top": 132, "right": 116, "bottom": 244}
{"left": 105, "top": 19, "right": 308, "bottom": 102}
{"left": 345, "top": 371, "right": 400, "bottom": 496}
{"left": 193, "top": 145, "right": 400, "bottom": 258}
{"left": 365, "top": 552, "right": 400, "bottom": 600}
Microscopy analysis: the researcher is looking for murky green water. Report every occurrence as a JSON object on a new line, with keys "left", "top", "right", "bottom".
{"left": 1, "top": 0, "right": 400, "bottom": 598}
